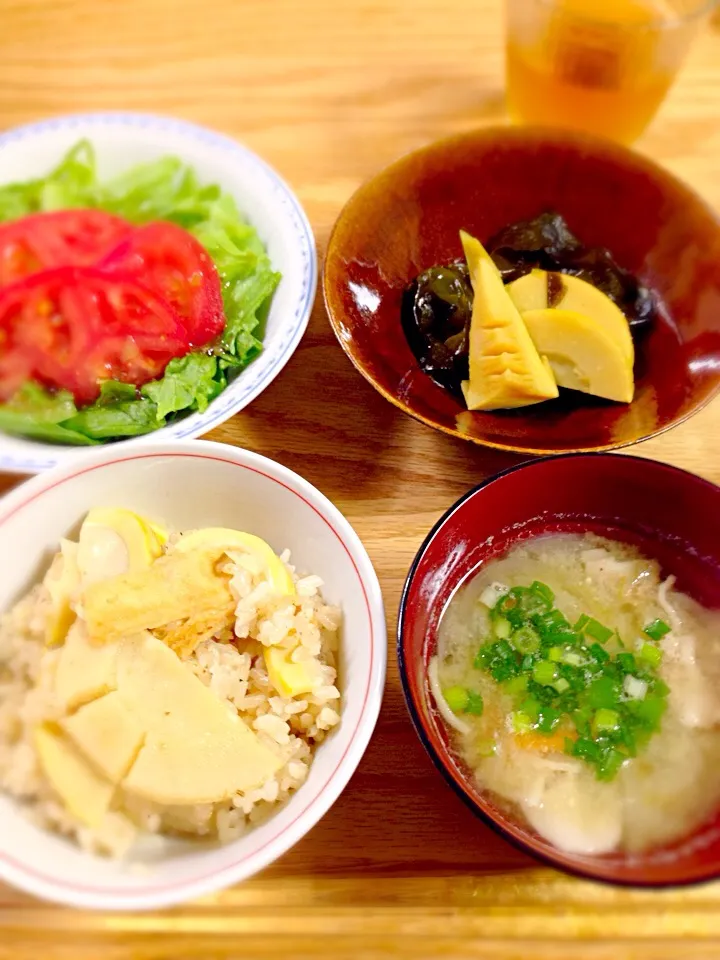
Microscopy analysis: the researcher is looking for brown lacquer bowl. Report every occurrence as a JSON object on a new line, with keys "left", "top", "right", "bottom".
{"left": 324, "top": 127, "right": 720, "bottom": 454}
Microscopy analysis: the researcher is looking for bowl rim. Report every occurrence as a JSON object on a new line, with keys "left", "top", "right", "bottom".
{"left": 0, "top": 439, "right": 387, "bottom": 910}
{"left": 397, "top": 451, "right": 720, "bottom": 889}
{"left": 0, "top": 111, "right": 318, "bottom": 475}
{"left": 323, "top": 124, "right": 720, "bottom": 456}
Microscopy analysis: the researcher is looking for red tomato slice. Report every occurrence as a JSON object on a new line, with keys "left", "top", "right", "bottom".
{"left": 0, "top": 210, "right": 134, "bottom": 286}
{"left": 0, "top": 267, "right": 191, "bottom": 405}
{"left": 102, "top": 221, "right": 225, "bottom": 346}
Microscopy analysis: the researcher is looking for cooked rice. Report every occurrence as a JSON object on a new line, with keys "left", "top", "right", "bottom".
{"left": 0, "top": 543, "right": 341, "bottom": 858}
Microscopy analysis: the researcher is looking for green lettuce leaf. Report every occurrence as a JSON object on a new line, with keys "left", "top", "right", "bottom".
{"left": 63, "top": 398, "right": 159, "bottom": 440}
{"left": 141, "top": 353, "right": 220, "bottom": 420}
{"left": 0, "top": 383, "right": 97, "bottom": 445}
{"left": 0, "top": 140, "right": 281, "bottom": 444}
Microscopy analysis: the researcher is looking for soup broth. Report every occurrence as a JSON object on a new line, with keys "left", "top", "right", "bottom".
{"left": 434, "top": 533, "right": 720, "bottom": 856}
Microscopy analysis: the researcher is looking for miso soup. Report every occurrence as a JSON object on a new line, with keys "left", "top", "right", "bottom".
{"left": 432, "top": 533, "right": 720, "bottom": 856}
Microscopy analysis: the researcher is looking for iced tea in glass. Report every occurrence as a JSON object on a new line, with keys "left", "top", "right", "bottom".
{"left": 506, "top": 0, "right": 716, "bottom": 143}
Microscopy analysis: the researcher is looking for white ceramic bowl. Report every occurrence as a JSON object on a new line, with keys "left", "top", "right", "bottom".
{"left": 0, "top": 440, "right": 385, "bottom": 910}
{"left": 0, "top": 113, "right": 317, "bottom": 474}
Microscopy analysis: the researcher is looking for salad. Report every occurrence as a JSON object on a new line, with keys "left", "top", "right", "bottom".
{"left": 0, "top": 142, "right": 280, "bottom": 445}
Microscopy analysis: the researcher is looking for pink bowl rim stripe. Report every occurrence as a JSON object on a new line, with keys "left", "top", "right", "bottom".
{"left": 0, "top": 449, "right": 376, "bottom": 898}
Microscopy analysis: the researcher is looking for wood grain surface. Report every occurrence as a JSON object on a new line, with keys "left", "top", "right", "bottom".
{"left": 1, "top": 0, "right": 720, "bottom": 956}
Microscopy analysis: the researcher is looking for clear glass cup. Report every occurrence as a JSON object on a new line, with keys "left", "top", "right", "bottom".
{"left": 505, "top": 0, "right": 718, "bottom": 143}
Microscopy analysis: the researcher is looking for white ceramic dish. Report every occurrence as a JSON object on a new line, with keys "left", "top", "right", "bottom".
{"left": 0, "top": 112, "right": 317, "bottom": 475}
{"left": 0, "top": 440, "right": 385, "bottom": 910}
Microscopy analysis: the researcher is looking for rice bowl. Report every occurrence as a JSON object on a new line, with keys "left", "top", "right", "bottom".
{"left": 0, "top": 441, "right": 386, "bottom": 910}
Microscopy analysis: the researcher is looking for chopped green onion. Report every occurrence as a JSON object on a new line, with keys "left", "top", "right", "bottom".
{"left": 593, "top": 708, "right": 620, "bottom": 733}
{"left": 598, "top": 747, "right": 626, "bottom": 781}
{"left": 623, "top": 675, "right": 648, "bottom": 700}
{"left": 630, "top": 695, "right": 666, "bottom": 728}
{"left": 639, "top": 642, "right": 663, "bottom": 668}
{"left": 514, "top": 587, "right": 552, "bottom": 618}
{"left": 512, "top": 711, "right": 533, "bottom": 734}
{"left": 538, "top": 706, "right": 561, "bottom": 733}
{"left": 572, "top": 737, "right": 601, "bottom": 763}
{"left": 535, "top": 609, "right": 571, "bottom": 637}
{"left": 618, "top": 723, "right": 637, "bottom": 757}
{"left": 465, "top": 691, "right": 484, "bottom": 716}
{"left": 617, "top": 652, "right": 637, "bottom": 675}
{"left": 477, "top": 739, "right": 497, "bottom": 757}
{"left": 503, "top": 675, "right": 529, "bottom": 697}
{"left": 474, "top": 640, "right": 521, "bottom": 681}
{"left": 572, "top": 707, "right": 592, "bottom": 736}
{"left": 471, "top": 580, "right": 671, "bottom": 781}
{"left": 532, "top": 660, "right": 558, "bottom": 686}
{"left": 530, "top": 581, "right": 554, "bottom": 605}
{"left": 583, "top": 618, "right": 614, "bottom": 644}
{"left": 442, "top": 686, "right": 469, "bottom": 714}
{"left": 644, "top": 619, "right": 671, "bottom": 641}
{"left": 520, "top": 698, "right": 542, "bottom": 721}
{"left": 512, "top": 625, "right": 540, "bottom": 655}
{"left": 586, "top": 675, "right": 618, "bottom": 709}
{"left": 496, "top": 593, "right": 519, "bottom": 617}
{"left": 588, "top": 643, "right": 610, "bottom": 664}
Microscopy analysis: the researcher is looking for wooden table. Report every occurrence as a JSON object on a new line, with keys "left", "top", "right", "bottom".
{"left": 1, "top": 0, "right": 720, "bottom": 956}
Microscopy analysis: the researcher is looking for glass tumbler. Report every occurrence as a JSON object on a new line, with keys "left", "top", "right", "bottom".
{"left": 505, "top": 0, "right": 717, "bottom": 143}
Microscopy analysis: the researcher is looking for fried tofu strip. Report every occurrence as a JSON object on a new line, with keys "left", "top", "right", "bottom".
{"left": 82, "top": 549, "right": 235, "bottom": 645}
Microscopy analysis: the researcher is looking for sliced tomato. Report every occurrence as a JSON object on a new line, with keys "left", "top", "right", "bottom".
{"left": 0, "top": 267, "right": 191, "bottom": 405}
{"left": 0, "top": 210, "right": 133, "bottom": 286}
{"left": 102, "top": 221, "right": 225, "bottom": 346}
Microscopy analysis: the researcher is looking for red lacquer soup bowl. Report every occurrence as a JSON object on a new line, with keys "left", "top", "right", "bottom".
{"left": 398, "top": 454, "right": 720, "bottom": 886}
{"left": 324, "top": 127, "right": 720, "bottom": 455}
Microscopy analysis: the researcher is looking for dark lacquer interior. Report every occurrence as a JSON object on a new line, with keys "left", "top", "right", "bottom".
{"left": 324, "top": 126, "right": 720, "bottom": 454}
{"left": 398, "top": 454, "right": 720, "bottom": 886}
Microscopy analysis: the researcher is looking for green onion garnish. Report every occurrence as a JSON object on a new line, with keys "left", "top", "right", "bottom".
{"left": 465, "top": 691, "right": 485, "bottom": 716}
{"left": 593, "top": 708, "right": 620, "bottom": 733}
{"left": 471, "top": 581, "right": 671, "bottom": 781}
{"left": 513, "top": 625, "right": 541, "bottom": 655}
{"left": 512, "top": 711, "right": 533, "bottom": 734}
{"left": 639, "top": 642, "right": 663, "bottom": 668}
{"left": 532, "top": 660, "right": 558, "bottom": 686}
{"left": 598, "top": 747, "right": 625, "bottom": 781}
{"left": 520, "top": 698, "right": 542, "bottom": 721}
{"left": 442, "top": 686, "right": 469, "bottom": 714}
{"left": 503, "top": 675, "right": 529, "bottom": 696}
{"left": 530, "top": 581, "right": 554, "bottom": 605}
{"left": 643, "top": 619, "right": 671, "bottom": 641}
{"left": 583, "top": 618, "right": 614, "bottom": 643}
